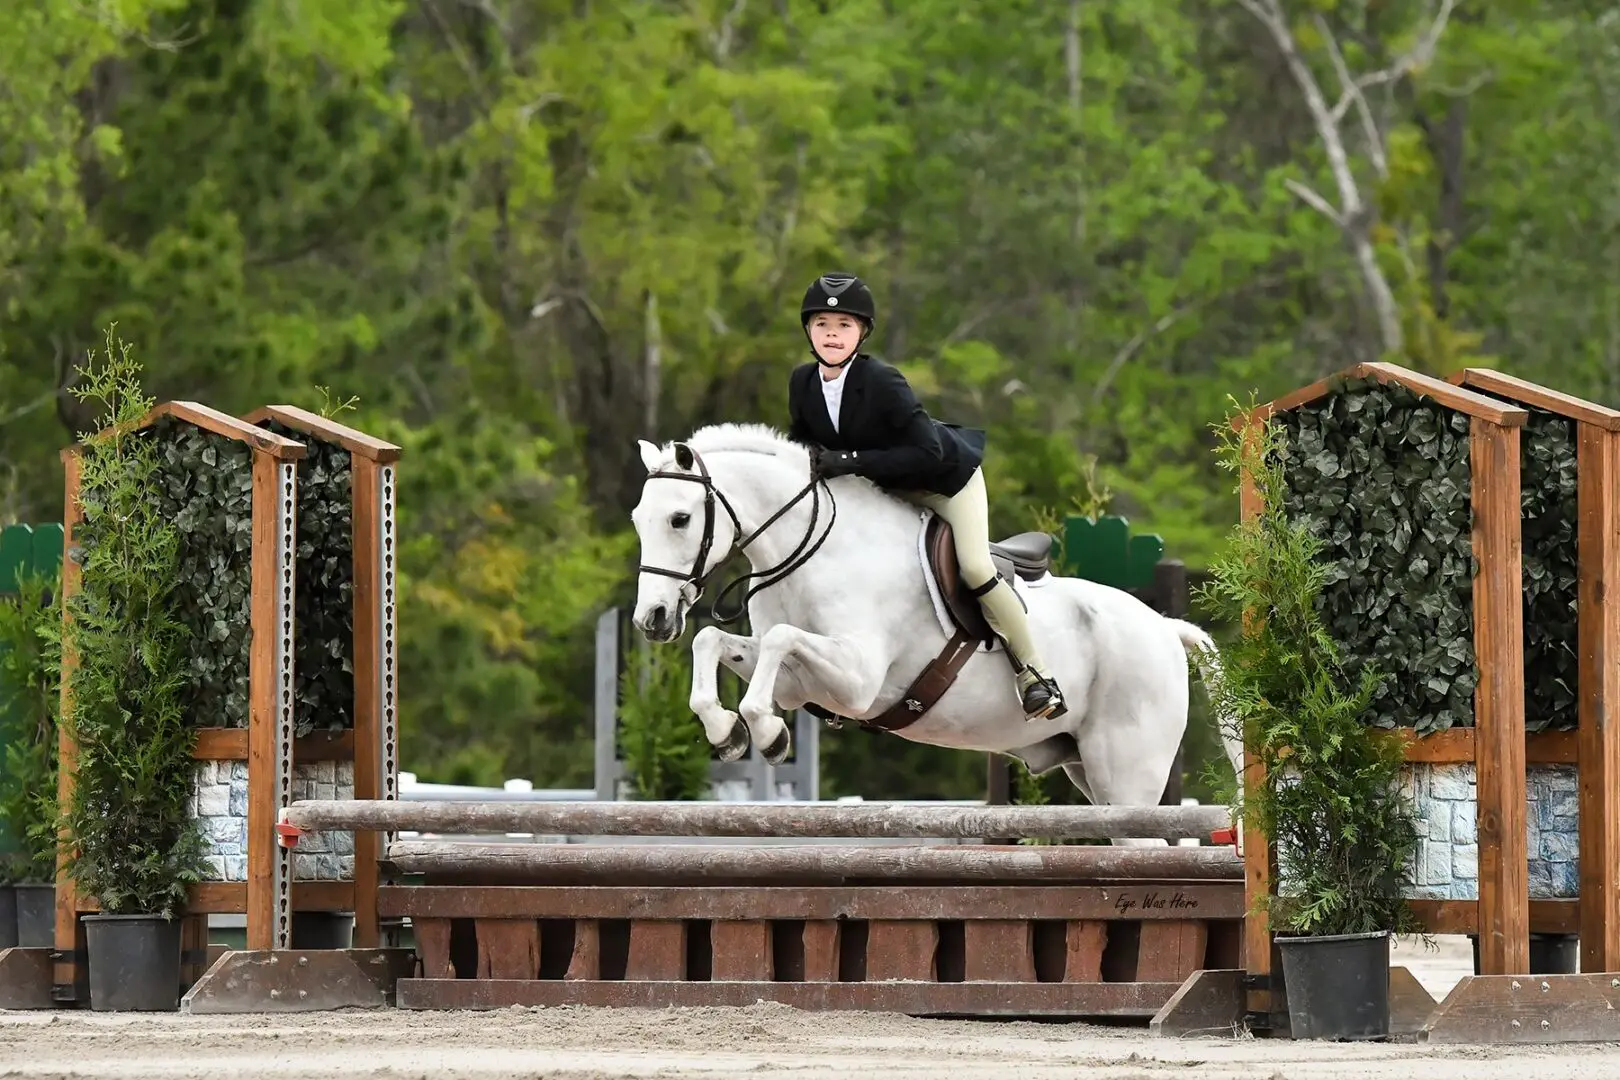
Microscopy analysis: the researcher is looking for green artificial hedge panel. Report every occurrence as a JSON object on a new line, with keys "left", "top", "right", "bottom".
{"left": 259, "top": 418, "right": 355, "bottom": 734}
{"left": 1463, "top": 397, "right": 1579, "bottom": 733}
{"left": 1275, "top": 381, "right": 1478, "bottom": 734}
{"left": 1515, "top": 409, "right": 1578, "bottom": 732}
{"left": 149, "top": 418, "right": 255, "bottom": 729}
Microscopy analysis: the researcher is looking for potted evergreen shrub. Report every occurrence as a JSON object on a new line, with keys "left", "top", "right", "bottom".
{"left": 57, "top": 331, "right": 206, "bottom": 1011}
{"left": 1197, "top": 398, "right": 1423, "bottom": 1041}
{"left": 0, "top": 564, "right": 64, "bottom": 947}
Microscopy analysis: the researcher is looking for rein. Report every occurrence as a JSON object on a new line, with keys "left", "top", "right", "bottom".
{"left": 636, "top": 443, "right": 837, "bottom": 625}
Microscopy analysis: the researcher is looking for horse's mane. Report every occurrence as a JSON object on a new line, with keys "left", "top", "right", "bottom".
{"left": 652, "top": 420, "right": 914, "bottom": 521}
{"left": 676, "top": 423, "right": 809, "bottom": 464}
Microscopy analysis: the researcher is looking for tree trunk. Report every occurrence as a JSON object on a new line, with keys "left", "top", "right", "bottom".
{"left": 1352, "top": 227, "right": 1404, "bottom": 360}
{"left": 1415, "top": 99, "right": 1468, "bottom": 321}
{"left": 545, "top": 125, "right": 649, "bottom": 519}
{"left": 643, "top": 290, "right": 662, "bottom": 438}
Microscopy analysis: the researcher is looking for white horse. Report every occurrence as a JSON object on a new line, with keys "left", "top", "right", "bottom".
{"left": 628, "top": 423, "right": 1244, "bottom": 836}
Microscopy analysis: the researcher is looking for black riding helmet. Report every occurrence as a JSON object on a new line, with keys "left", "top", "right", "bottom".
{"left": 800, "top": 273, "right": 875, "bottom": 367}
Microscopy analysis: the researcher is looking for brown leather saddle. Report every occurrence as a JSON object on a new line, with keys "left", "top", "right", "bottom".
{"left": 922, "top": 515, "right": 1053, "bottom": 644}
{"left": 818, "top": 517, "right": 1054, "bottom": 734}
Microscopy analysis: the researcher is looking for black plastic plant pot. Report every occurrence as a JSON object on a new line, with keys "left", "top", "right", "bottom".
{"left": 13, "top": 884, "right": 53, "bottom": 948}
{"left": 0, "top": 887, "right": 16, "bottom": 950}
{"left": 1468, "top": 931, "right": 1579, "bottom": 975}
{"left": 84, "top": 913, "right": 183, "bottom": 1012}
{"left": 292, "top": 911, "right": 355, "bottom": 950}
{"left": 1275, "top": 930, "right": 1391, "bottom": 1040}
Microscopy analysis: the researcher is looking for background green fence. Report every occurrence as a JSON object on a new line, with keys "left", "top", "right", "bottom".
{"left": 0, "top": 523, "right": 64, "bottom": 859}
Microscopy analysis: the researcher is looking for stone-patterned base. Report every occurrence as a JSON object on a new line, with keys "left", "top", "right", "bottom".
{"left": 191, "top": 759, "right": 356, "bottom": 882}
{"left": 1402, "top": 761, "right": 1577, "bottom": 900}
{"left": 1529, "top": 764, "right": 1578, "bottom": 898}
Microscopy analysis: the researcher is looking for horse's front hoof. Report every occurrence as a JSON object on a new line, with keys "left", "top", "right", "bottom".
{"left": 761, "top": 726, "right": 792, "bottom": 766}
{"left": 716, "top": 716, "right": 750, "bottom": 762}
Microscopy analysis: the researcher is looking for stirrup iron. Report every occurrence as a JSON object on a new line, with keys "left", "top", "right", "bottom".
{"left": 1019, "top": 669, "right": 1066, "bottom": 722}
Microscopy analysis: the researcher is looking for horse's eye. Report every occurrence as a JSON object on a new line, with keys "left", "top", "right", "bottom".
{"left": 671, "top": 512, "right": 691, "bottom": 529}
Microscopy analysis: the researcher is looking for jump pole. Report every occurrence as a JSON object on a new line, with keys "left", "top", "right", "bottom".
{"left": 277, "top": 799, "right": 1237, "bottom": 843}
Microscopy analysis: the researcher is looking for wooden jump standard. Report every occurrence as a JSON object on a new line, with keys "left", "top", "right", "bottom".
{"left": 18, "top": 402, "right": 401, "bottom": 1008}
{"left": 1443, "top": 366, "right": 1620, "bottom": 976}
{"left": 1239, "top": 362, "right": 1620, "bottom": 1044}
{"left": 241, "top": 404, "right": 403, "bottom": 953}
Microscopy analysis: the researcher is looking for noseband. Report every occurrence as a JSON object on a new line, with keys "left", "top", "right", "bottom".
{"left": 637, "top": 443, "right": 837, "bottom": 624}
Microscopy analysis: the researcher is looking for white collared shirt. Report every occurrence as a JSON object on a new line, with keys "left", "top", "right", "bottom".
{"left": 820, "top": 364, "right": 850, "bottom": 432}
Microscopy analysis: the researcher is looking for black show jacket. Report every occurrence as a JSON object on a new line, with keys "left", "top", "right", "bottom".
{"left": 786, "top": 354, "right": 984, "bottom": 496}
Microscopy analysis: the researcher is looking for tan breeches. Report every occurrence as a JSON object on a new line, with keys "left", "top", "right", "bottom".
{"left": 897, "top": 467, "right": 1050, "bottom": 676}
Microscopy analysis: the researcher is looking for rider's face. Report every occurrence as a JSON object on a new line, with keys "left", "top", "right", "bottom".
{"left": 807, "top": 312, "right": 864, "bottom": 368}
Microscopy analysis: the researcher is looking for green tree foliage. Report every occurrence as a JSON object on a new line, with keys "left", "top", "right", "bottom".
{"left": 2, "top": 0, "right": 1616, "bottom": 797}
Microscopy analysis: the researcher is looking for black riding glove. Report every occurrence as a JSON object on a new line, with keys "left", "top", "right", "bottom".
{"left": 815, "top": 449, "right": 861, "bottom": 478}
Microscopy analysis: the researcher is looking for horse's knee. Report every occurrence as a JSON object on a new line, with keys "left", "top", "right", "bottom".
{"left": 759, "top": 623, "right": 799, "bottom": 652}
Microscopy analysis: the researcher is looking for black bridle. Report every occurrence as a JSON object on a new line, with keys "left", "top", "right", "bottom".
{"left": 637, "top": 443, "right": 837, "bottom": 625}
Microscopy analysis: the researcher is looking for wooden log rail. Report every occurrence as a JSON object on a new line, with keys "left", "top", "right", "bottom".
{"left": 381, "top": 840, "right": 1245, "bottom": 884}
{"left": 280, "top": 799, "right": 1236, "bottom": 841}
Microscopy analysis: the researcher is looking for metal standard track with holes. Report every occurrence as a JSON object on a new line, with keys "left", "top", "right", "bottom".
{"left": 278, "top": 798, "right": 1236, "bottom": 841}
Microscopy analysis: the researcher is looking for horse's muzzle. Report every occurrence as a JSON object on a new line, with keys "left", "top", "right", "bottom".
{"left": 639, "top": 602, "right": 683, "bottom": 642}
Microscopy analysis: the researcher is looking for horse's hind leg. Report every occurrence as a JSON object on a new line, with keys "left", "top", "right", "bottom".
{"left": 1075, "top": 707, "right": 1186, "bottom": 848}
{"left": 1061, "top": 761, "right": 1094, "bottom": 802}
{"left": 1060, "top": 761, "right": 1168, "bottom": 846}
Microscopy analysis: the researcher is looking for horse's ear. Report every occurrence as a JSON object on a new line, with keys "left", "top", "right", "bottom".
{"left": 673, "top": 443, "right": 694, "bottom": 471}
{"left": 637, "top": 439, "right": 662, "bottom": 473}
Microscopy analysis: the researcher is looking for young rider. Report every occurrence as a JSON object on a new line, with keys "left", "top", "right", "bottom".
{"left": 785, "top": 272, "right": 1066, "bottom": 721}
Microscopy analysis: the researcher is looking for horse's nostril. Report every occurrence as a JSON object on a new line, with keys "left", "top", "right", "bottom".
{"left": 648, "top": 604, "right": 668, "bottom": 630}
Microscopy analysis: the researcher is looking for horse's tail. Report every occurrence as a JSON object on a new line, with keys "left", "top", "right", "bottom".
{"left": 1168, "top": 619, "right": 1246, "bottom": 789}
